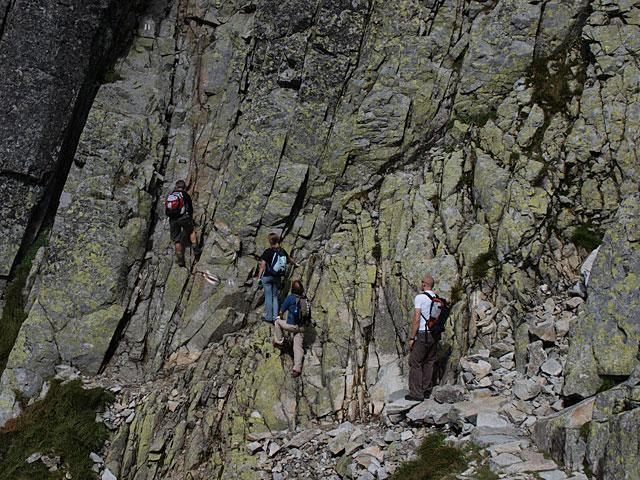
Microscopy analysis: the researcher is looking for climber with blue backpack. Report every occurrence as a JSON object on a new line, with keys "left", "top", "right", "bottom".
{"left": 405, "top": 274, "right": 450, "bottom": 401}
{"left": 257, "top": 232, "right": 298, "bottom": 323}
{"left": 272, "top": 280, "right": 311, "bottom": 377}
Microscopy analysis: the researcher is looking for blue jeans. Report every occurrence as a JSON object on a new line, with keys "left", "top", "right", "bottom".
{"left": 262, "top": 275, "right": 281, "bottom": 322}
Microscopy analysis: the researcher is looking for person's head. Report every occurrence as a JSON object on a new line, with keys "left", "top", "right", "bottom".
{"left": 291, "top": 280, "right": 304, "bottom": 296}
{"left": 175, "top": 180, "right": 187, "bottom": 191}
{"left": 421, "top": 275, "right": 435, "bottom": 290}
{"left": 267, "top": 232, "right": 281, "bottom": 246}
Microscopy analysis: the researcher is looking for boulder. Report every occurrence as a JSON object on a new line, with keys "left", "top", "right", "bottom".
{"left": 431, "top": 385, "right": 466, "bottom": 404}
{"left": 513, "top": 379, "right": 541, "bottom": 401}
{"left": 564, "top": 195, "right": 640, "bottom": 398}
{"left": 532, "top": 397, "right": 595, "bottom": 468}
{"left": 406, "top": 399, "right": 452, "bottom": 425}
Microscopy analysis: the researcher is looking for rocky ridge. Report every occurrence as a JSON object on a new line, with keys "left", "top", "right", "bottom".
{"left": 1, "top": 0, "right": 640, "bottom": 478}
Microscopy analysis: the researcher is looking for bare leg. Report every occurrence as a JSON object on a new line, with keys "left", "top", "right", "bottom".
{"left": 292, "top": 331, "right": 304, "bottom": 373}
{"left": 273, "top": 319, "right": 285, "bottom": 346}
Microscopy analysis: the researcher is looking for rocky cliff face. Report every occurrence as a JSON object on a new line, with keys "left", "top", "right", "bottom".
{"left": 1, "top": 0, "right": 639, "bottom": 478}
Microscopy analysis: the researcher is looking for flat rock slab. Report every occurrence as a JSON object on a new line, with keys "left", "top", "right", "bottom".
{"left": 541, "top": 358, "right": 563, "bottom": 376}
{"left": 449, "top": 395, "right": 509, "bottom": 424}
{"left": 288, "top": 429, "right": 321, "bottom": 448}
{"left": 431, "top": 385, "right": 466, "bottom": 404}
{"left": 490, "top": 452, "right": 523, "bottom": 471}
{"left": 476, "top": 411, "right": 514, "bottom": 432}
{"left": 383, "top": 398, "right": 421, "bottom": 415}
{"left": 472, "top": 432, "right": 525, "bottom": 448}
{"left": 514, "top": 379, "right": 541, "bottom": 400}
{"left": 406, "top": 399, "right": 452, "bottom": 424}
{"left": 539, "top": 470, "right": 568, "bottom": 480}
{"left": 505, "top": 458, "right": 557, "bottom": 474}
{"left": 329, "top": 431, "right": 351, "bottom": 455}
{"left": 488, "top": 440, "right": 530, "bottom": 456}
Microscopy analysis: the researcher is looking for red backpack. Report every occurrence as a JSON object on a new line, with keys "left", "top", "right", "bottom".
{"left": 165, "top": 191, "right": 185, "bottom": 218}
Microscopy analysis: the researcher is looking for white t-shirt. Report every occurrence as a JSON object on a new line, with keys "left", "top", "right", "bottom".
{"left": 414, "top": 290, "right": 436, "bottom": 332}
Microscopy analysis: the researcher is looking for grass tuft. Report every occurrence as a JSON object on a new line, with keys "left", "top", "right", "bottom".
{"left": 390, "top": 433, "right": 467, "bottom": 480}
{"left": 0, "top": 379, "right": 114, "bottom": 480}
{"left": 0, "top": 229, "right": 50, "bottom": 374}
{"left": 471, "top": 251, "right": 497, "bottom": 281}
{"left": 596, "top": 375, "right": 626, "bottom": 394}
{"left": 570, "top": 224, "right": 603, "bottom": 251}
{"left": 475, "top": 465, "right": 499, "bottom": 480}
{"left": 103, "top": 68, "right": 124, "bottom": 84}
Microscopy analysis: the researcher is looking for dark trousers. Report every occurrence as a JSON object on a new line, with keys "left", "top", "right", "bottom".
{"left": 409, "top": 332, "right": 438, "bottom": 399}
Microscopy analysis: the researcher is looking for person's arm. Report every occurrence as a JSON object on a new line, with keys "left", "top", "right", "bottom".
{"left": 408, "top": 308, "right": 421, "bottom": 350}
{"left": 185, "top": 192, "right": 194, "bottom": 217}
{"left": 284, "top": 249, "right": 299, "bottom": 267}
{"left": 258, "top": 250, "right": 269, "bottom": 278}
{"left": 286, "top": 254, "right": 300, "bottom": 267}
{"left": 278, "top": 296, "right": 292, "bottom": 320}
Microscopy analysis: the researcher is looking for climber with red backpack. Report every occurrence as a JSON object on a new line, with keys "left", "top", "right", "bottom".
{"left": 273, "top": 280, "right": 311, "bottom": 377}
{"left": 406, "top": 274, "right": 450, "bottom": 401}
{"left": 257, "top": 232, "right": 298, "bottom": 323}
{"left": 165, "top": 180, "right": 202, "bottom": 267}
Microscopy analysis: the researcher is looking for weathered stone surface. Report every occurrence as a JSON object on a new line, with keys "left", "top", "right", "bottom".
{"left": 565, "top": 194, "right": 640, "bottom": 398}
{"left": 431, "top": 385, "right": 466, "bottom": 404}
{"left": 0, "top": 0, "right": 143, "bottom": 278}
{"left": 406, "top": 399, "right": 452, "bottom": 425}
{"left": 533, "top": 397, "right": 595, "bottom": 468}
{"left": 1, "top": 0, "right": 639, "bottom": 477}
{"left": 513, "top": 379, "right": 541, "bottom": 401}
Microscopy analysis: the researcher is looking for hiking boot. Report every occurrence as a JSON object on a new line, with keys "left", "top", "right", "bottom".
{"left": 272, "top": 340, "right": 283, "bottom": 350}
{"left": 192, "top": 244, "right": 202, "bottom": 256}
{"left": 291, "top": 369, "right": 301, "bottom": 378}
{"left": 404, "top": 394, "right": 424, "bottom": 402}
{"left": 176, "top": 253, "right": 186, "bottom": 268}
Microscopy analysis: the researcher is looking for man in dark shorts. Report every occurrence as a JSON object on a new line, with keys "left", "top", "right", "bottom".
{"left": 257, "top": 233, "right": 297, "bottom": 323}
{"left": 166, "top": 180, "right": 201, "bottom": 267}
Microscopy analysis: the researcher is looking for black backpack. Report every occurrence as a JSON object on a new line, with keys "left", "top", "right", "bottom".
{"left": 296, "top": 295, "right": 312, "bottom": 325}
{"left": 266, "top": 248, "right": 288, "bottom": 277}
{"left": 420, "top": 292, "right": 450, "bottom": 335}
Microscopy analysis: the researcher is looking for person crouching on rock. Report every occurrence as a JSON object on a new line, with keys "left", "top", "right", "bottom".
{"left": 272, "top": 280, "right": 310, "bottom": 378}
{"left": 257, "top": 232, "right": 297, "bottom": 323}
{"left": 165, "top": 179, "right": 202, "bottom": 267}
{"left": 406, "top": 274, "right": 441, "bottom": 401}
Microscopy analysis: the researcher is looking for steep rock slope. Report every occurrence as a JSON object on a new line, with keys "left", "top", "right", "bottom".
{"left": 0, "top": 0, "right": 143, "bottom": 284}
{"left": 1, "top": 0, "right": 639, "bottom": 478}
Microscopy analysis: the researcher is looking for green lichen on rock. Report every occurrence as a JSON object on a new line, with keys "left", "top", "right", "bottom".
{"left": 0, "top": 228, "right": 49, "bottom": 375}
{"left": 565, "top": 195, "right": 640, "bottom": 398}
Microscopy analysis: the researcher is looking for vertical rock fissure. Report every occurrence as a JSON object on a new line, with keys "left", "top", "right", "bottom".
{"left": 0, "top": 0, "right": 14, "bottom": 42}
{"left": 100, "top": 1, "right": 186, "bottom": 372}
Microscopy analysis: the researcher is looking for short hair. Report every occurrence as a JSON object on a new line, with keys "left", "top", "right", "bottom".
{"left": 291, "top": 280, "right": 304, "bottom": 295}
{"left": 267, "top": 232, "right": 280, "bottom": 246}
{"left": 175, "top": 180, "right": 187, "bottom": 190}
{"left": 422, "top": 275, "right": 435, "bottom": 289}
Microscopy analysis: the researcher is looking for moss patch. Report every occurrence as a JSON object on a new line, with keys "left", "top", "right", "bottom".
{"left": 0, "top": 379, "right": 114, "bottom": 480}
{"left": 389, "top": 433, "right": 467, "bottom": 480}
{"left": 103, "top": 68, "right": 124, "bottom": 84}
{"left": 471, "top": 251, "right": 497, "bottom": 281}
{"left": 570, "top": 224, "right": 603, "bottom": 251}
{"left": 0, "top": 229, "right": 50, "bottom": 374}
{"left": 596, "top": 375, "right": 626, "bottom": 394}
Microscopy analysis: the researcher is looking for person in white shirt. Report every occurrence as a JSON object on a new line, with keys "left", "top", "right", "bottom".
{"left": 406, "top": 275, "right": 440, "bottom": 401}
